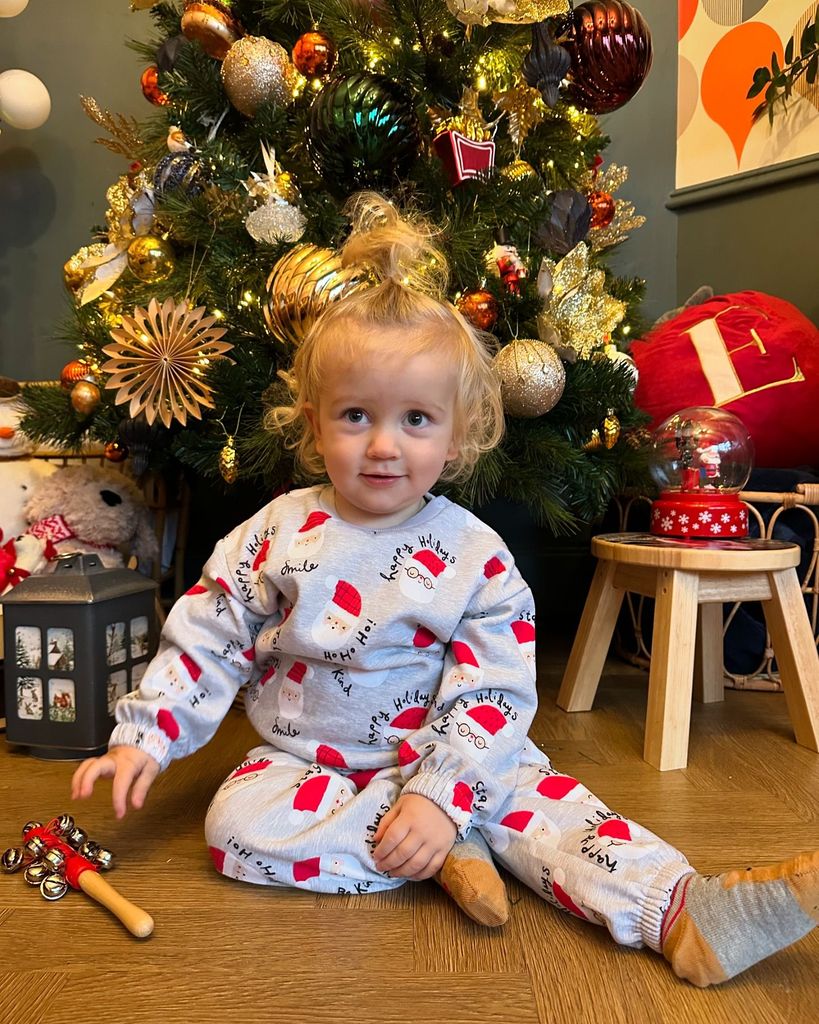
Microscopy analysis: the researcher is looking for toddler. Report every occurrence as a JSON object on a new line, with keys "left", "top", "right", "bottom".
{"left": 72, "top": 194, "right": 818, "bottom": 987}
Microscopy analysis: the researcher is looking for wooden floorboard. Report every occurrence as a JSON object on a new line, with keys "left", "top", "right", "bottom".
{"left": 2, "top": 643, "right": 818, "bottom": 1022}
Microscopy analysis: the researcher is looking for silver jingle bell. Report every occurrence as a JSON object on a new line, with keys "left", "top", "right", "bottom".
{"left": 66, "top": 827, "right": 88, "bottom": 850}
{"left": 22, "top": 820, "right": 43, "bottom": 838}
{"left": 94, "top": 847, "right": 115, "bottom": 871}
{"left": 79, "top": 840, "right": 100, "bottom": 861}
{"left": 24, "top": 861, "right": 50, "bottom": 886}
{"left": 40, "top": 873, "right": 69, "bottom": 901}
{"left": 1, "top": 847, "right": 25, "bottom": 873}
{"left": 43, "top": 847, "right": 67, "bottom": 872}
{"left": 52, "top": 814, "right": 75, "bottom": 836}
{"left": 24, "top": 836, "right": 47, "bottom": 860}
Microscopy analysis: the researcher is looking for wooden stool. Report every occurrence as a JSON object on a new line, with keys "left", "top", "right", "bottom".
{"left": 557, "top": 532, "right": 819, "bottom": 771}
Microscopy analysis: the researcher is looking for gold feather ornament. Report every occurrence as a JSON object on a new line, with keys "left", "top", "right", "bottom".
{"left": 102, "top": 297, "right": 233, "bottom": 428}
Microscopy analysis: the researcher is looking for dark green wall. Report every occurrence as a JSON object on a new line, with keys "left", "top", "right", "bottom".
{"left": 0, "top": 1, "right": 144, "bottom": 380}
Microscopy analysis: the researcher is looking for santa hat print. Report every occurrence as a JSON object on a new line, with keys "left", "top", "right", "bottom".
{"left": 228, "top": 758, "right": 273, "bottom": 780}
{"left": 595, "top": 817, "right": 658, "bottom": 858}
{"left": 292, "top": 773, "right": 331, "bottom": 813}
{"left": 156, "top": 708, "right": 180, "bottom": 742}
{"left": 552, "top": 873, "right": 591, "bottom": 920}
{"left": 185, "top": 582, "right": 208, "bottom": 596}
{"left": 390, "top": 706, "right": 428, "bottom": 731}
{"left": 489, "top": 807, "right": 561, "bottom": 852}
{"left": 293, "top": 856, "right": 322, "bottom": 884}
{"left": 452, "top": 781, "right": 473, "bottom": 814}
{"left": 180, "top": 653, "right": 202, "bottom": 682}
{"left": 258, "top": 664, "right": 277, "bottom": 687}
{"left": 398, "top": 740, "right": 420, "bottom": 766}
{"left": 328, "top": 579, "right": 362, "bottom": 625}
{"left": 286, "top": 661, "right": 307, "bottom": 685}
{"left": 413, "top": 625, "right": 436, "bottom": 648}
{"left": 536, "top": 773, "right": 594, "bottom": 804}
{"left": 451, "top": 641, "right": 480, "bottom": 669}
{"left": 316, "top": 743, "right": 348, "bottom": 769}
{"left": 299, "top": 510, "right": 331, "bottom": 533}
{"left": 411, "top": 549, "right": 454, "bottom": 580}
{"left": 510, "top": 620, "right": 536, "bottom": 647}
{"left": 483, "top": 555, "right": 506, "bottom": 579}
{"left": 462, "top": 704, "right": 512, "bottom": 742}
{"left": 252, "top": 538, "right": 270, "bottom": 572}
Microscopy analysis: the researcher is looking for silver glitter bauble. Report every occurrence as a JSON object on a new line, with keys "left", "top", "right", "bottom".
{"left": 40, "top": 873, "right": 69, "bottom": 901}
{"left": 221, "top": 36, "right": 295, "bottom": 117}
{"left": 493, "top": 339, "right": 566, "bottom": 417}
{"left": 246, "top": 199, "right": 306, "bottom": 244}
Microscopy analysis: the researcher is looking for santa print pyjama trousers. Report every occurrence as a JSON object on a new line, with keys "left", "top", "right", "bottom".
{"left": 204, "top": 738, "right": 691, "bottom": 952}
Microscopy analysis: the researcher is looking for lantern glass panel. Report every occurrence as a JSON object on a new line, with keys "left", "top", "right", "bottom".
{"left": 47, "top": 627, "right": 75, "bottom": 671}
{"left": 14, "top": 626, "right": 42, "bottom": 668}
{"left": 130, "top": 616, "right": 150, "bottom": 658}
{"left": 107, "top": 671, "right": 128, "bottom": 716}
{"left": 48, "top": 678, "right": 76, "bottom": 722}
{"left": 17, "top": 677, "right": 43, "bottom": 719}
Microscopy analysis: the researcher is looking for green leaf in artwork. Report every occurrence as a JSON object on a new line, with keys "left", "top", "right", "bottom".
{"left": 771, "top": 51, "right": 781, "bottom": 76}
{"left": 802, "top": 20, "right": 816, "bottom": 57}
{"left": 808, "top": 52, "right": 819, "bottom": 85}
{"left": 785, "top": 36, "right": 795, "bottom": 65}
{"left": 746, "top": 66, "right": 771, "bottom": 98}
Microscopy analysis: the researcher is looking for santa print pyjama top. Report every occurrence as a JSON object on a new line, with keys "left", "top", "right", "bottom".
{"left": 110, "top": 485, "right": 539, "bottom": 838}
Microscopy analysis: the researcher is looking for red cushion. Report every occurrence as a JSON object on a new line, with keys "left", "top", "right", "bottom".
{"left": 631, "top": 291, "right": 819, "bottom": 468}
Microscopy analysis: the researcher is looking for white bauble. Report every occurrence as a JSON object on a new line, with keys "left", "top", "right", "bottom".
{"left": 0, "top": 69, "right": 51, "bottom": 129}
{"left": 0, "top": 0, "right": 30, "bottom": 17}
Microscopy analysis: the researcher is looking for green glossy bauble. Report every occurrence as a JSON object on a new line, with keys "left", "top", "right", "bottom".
{"left": 306, "top": 73, "right": 420, "bottom": 196}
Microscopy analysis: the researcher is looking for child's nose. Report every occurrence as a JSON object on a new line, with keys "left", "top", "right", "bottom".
{"left": 367, "top": 427, "right": 399, "bottom": 459}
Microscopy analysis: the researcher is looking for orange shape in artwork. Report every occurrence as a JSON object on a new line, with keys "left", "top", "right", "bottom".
{"left": 679, "top": 0, "right": 698, "bottom": 41}
{"left": 701, "top": 22, "right": 784, "bottom": 165}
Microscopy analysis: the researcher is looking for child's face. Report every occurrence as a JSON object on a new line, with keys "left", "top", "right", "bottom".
{"left": 305, "top": 337, "right": 459, "bottom": 528}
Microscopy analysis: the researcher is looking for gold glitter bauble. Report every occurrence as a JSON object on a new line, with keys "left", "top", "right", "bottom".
{"left": 70, "top": 380, "right": 101, "bottom": 416}
{"left": 264, "top": 243, "right": 368, "bottom": 346}
{"left": 221, "top": 36, "right": 294, "bottom": 117}
{"left": 493, "top": 1, "right": 570, "bottom": 23}
{"left": 126, "top": 234, "right": 175, "bottom": 284}
{"left": 219, "top": 435, "right": 239, "bottom": 483}
{"left": 493, "top": 339, "right": 566, "bottom": 418}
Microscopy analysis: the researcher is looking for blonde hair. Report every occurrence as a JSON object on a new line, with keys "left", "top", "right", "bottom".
{"left": 267, "top": 193, "right": 504, "bottom": 484}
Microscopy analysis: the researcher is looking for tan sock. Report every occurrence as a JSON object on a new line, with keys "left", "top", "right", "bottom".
{"left": 437, "top": 832, "right": 509, "bottom": 928}
{"left": 661, "top": 850, "right": 819, "bottom": 987}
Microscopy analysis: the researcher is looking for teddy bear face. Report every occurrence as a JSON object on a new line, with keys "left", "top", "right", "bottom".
{"left": 24, "top": 464, "right": 153, "bottom": 552}
{"left": 0, "top": 461, "right": 58, "bottom": 538}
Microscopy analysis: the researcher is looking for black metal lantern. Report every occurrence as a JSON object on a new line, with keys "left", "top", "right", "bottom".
{"left": 2, "top": 553, "right": 158, "bottom": 759}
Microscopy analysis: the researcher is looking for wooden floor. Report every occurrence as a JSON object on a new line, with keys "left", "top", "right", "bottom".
{"left": 1, "top": 644, "right": 818, "bottom": 1024}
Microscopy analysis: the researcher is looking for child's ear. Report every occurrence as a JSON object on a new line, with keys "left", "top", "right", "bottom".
{"left": 303, "top": 402, "right": 323, "bottom": 453}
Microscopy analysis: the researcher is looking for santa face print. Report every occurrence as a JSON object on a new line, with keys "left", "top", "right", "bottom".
{"left": 304, "top": 337, "right": 460, "bottom": 529}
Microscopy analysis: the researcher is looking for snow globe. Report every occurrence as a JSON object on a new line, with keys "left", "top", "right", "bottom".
{"left": 649, "top": 407, "right": 754, "bottom": 539}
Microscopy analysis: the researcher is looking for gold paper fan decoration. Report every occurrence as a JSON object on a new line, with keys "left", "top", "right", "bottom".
{"left": 102, "top": 297, "right": 232, "bottom": 428}
{"left": 264, "top": 243, "right": 368, "bottom": 346}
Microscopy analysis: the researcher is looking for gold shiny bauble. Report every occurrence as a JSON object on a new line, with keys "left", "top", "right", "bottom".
{"left": 219, "top": 435, "right": 239, "bottom": 483}
{"left": 140, "top": 65, "right": 170, "bottom": 106}
{"left": 583, "top": 428, "right": 602, "bottom": 451}
{"left": 493, "top": 339, "right": 566, "bottom": 418}
{"left": 264, "top": 243, "right": 368, "bottom": 346}
{"left": 221, "top": 36, "right": 294, "bottom": 117}
{"left": 60, "top": 360, "right": 94, "bottom": 391}
{"left": 181, "top": 1, "right": 242, "bottom": 61}
{"left": 104, "top": 441, "right": 128, "bottom": 463}
{"left": 500, "top": 159, "right": 538, "bottom": 182}
{"left": 126, "top": 234, "right": 175, "bottom": 284}
{"left": 274, "top": 171, "right": 299, "bottom": 205}
{"left": 70, "top": 380, "right": 101, "bottom": 416}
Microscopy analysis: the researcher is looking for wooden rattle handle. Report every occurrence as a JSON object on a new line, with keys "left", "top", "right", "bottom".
{"left": 77, "top": 870, "right": 154, "bottom": 938}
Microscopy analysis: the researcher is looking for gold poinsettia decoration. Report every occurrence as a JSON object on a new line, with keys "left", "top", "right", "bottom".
{"left": 494, "top": 82, "right": 547, "bottom": 152}
{"left": 102, "top": 297, "right": 233, "bottom": 428}
{"left": 537, "top": 242, "right": 626, "bottom": 359}
{"left": 581, "top": 162, "right": 646, "bottom": 253}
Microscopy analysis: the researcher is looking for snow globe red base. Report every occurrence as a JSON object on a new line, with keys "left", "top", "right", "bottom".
{"left": 649, "top": 407, "right": 754, "bottom": 539}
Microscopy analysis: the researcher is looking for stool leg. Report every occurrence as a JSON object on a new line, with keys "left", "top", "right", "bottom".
{"left": 693, "top": 602, "right": 724, "bottom": 704}
{"left": 644, "top": 569, "right": 699, "bottom": 771}
{"left": 761, "top": 568, "right": 819, "bottom": 752}
{"left": 557, "top": 559, "right": 624, "bottom": 712}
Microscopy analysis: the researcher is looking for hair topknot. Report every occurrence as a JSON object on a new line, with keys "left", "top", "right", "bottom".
{"left": 266, "top": 191, "right": 505, "bottom": 484}
{"left": 340, "top": 192, "right": 449, "bottom": 300}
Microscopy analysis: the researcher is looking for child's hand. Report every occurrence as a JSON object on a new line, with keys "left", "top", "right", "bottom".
{"left": 372, "top": 793, "right": 457, "bottom": 880}
{"left": 71, "top": 746, "right": 161, "bottom": 820}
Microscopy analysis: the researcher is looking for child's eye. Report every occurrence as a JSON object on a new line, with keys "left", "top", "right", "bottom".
{"left": 343, "top": 408, "right": 366, "bottom": 423}
{"left": 405, "top": 410, "right": 428, "bottom": 427}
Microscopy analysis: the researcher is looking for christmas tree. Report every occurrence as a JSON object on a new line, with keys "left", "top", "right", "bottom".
{"left": 21, "top": 0, "right": 654, "bottom": 535}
